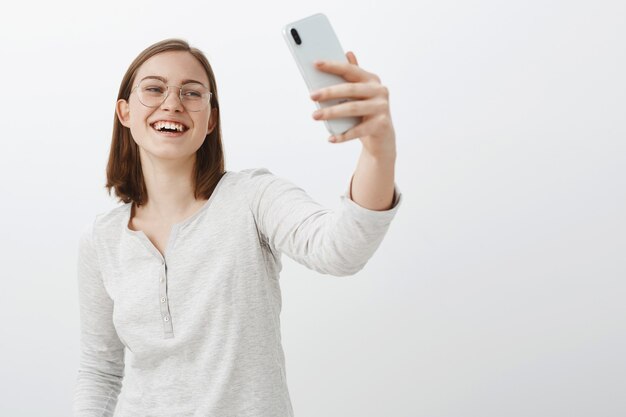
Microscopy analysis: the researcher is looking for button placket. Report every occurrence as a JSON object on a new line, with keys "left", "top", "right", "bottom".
{"left": 158, "top": 260, "right": 174, "bottom": 338}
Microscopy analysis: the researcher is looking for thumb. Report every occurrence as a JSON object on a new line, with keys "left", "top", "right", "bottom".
{"left": 346, "top": 51, "right": 359, "bottom": 66}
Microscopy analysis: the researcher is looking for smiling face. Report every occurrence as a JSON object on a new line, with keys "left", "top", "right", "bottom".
{"left": 116, "top": 50, "right": 217, "bottom": 162}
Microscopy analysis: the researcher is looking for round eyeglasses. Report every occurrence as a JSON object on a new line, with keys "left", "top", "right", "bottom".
{"left": 131, "top": 78, "right": 212, "bottom": 112}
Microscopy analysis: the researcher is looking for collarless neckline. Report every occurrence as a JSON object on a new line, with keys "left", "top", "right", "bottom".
{"left": 124, "top": 171, "right": 230, "bottom": 235}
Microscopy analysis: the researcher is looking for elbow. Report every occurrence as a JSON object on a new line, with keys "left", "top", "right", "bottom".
{"left": 322, "top": 259, "right": 368, "bottom": 277}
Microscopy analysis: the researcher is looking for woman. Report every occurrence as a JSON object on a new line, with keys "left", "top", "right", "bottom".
{"left": 73, "top": 38, "right": 401, "bottom": 417}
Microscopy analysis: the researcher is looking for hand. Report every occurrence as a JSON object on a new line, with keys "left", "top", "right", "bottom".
{"left": 310, "top": 51, "right": 396, "bottom": 159}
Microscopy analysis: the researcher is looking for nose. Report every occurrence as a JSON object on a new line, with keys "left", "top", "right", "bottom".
{"left": 160, "top": 86, "right": 184, "bottom": 112}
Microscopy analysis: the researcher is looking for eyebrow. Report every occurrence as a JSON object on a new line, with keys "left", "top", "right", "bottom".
{"left": 140, "top": 75, "right": 208, "bottom": 86}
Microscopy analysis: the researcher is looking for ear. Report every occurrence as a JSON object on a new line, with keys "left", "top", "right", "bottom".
{"left": 206, "top": 107, "right": 218, "bottom": 135}
{"left": 116, "top": 99, "right": 131, "bottom": 128}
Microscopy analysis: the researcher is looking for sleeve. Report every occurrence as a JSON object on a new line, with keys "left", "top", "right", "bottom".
{"left": 246, "top": 168, "right": 402, "bottom": 276}
{"left": 72, "top": 221, "right": 125, "bottom": 417}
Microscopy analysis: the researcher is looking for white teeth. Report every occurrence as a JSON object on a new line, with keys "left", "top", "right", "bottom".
{"left": 152, "top": 121, "right": 186, "bottom": 132}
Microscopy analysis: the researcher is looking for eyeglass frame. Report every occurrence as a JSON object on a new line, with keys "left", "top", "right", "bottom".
{"left": 130, "top": 79, "right": 213, "bottom": 112}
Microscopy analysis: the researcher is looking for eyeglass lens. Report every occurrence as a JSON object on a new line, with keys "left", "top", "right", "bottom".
{"left": 136, "top": 79, "right": 211, "bottom": 111}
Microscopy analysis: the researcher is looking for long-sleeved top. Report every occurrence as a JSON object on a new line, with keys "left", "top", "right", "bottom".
{"left": 73, "top": 167, "right": 402, "bottom": 417}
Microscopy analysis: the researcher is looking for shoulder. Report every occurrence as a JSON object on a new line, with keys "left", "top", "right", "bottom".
{"left": 221, "top": 167, "right": 283, "bottom": 194}
{"left": 220, "top": 167, "right": 303, "bottom": 208}
{"left": 224, "top": 167, "right": 275, "bottom": 184}
{"left": 95, "top": 203, "right": 131, "bottom": 232}
{"left": 79, "top": 203, "right": 131, "bottom": 245}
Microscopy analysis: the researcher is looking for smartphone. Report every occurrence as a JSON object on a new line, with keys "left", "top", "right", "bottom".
{"left": 282, "top": 13, "right": 361, "bottom": 136}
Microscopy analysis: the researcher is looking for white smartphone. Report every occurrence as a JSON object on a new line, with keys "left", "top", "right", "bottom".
{"left": 282, "top": 13, "right": 361, "bottom": 136}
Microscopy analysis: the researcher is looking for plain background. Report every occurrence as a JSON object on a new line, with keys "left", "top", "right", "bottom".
{"left": 1, "top": 0, "right": 624, "bottom": 416}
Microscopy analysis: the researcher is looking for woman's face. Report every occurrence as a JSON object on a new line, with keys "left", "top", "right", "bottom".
{"left": 116, "top": 50, "right": 217, "bottom": 162}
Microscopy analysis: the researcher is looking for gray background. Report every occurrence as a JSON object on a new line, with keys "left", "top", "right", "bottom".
{"left": 0, "top": 0, "right": 624, "bottom": 416}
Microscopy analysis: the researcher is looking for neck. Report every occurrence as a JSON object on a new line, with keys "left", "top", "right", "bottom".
{"left": 136, "top": 150, "right": 203, "bottom": 222}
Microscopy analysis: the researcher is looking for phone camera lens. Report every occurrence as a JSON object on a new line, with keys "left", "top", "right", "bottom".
{"left": 290, "top": 28, "right": 302, "bottom": 45}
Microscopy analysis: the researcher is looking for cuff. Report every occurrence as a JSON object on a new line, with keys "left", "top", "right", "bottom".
{"left": 339, "top": 177, "right": 403, "bottom": 225}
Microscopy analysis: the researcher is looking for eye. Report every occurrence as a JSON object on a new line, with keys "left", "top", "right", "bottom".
{"left": 183, "top": 90, "right": 202, "bottom": 98}
{"left": 181, "top": 83, "right": 207, "bottom": 99}
{"left": 145, "top": 86, "right": 164, "bottom": 93}
{"left": 140, "top": 84, "right": 166, "bottom": 96}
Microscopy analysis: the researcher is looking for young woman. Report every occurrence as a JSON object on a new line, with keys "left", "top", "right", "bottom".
{"left": 73, "top": 38, "right": 401, "bottom": 417}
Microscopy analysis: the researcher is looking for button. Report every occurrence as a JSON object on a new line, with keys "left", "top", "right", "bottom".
{"left": 161, "top": 297, "right": 166, "bottom": 303}
{"left": 164, "top": 316, "right": 169, "bottom": 322}
{"left": 160, "top": 277, "right": 164, "bottom": 283}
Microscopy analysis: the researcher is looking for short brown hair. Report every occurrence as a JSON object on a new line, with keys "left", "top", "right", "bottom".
{"left": 105, "top": 38, "right": 225, "bottom": 206}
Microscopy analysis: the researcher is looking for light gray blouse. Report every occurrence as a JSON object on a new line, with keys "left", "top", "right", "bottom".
{"left": 73, "top": 167, "right": 402, "bottom": 417}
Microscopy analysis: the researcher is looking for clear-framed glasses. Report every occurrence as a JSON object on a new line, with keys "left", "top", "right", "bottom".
{"left": 131, "top": 78, "right": 212, "bottom": 112}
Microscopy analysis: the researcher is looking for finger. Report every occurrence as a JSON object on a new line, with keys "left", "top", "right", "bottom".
{"left": 310, "top": 82, "right": 380, "bottom": 101}
{"left": 313, "top": 98, "right": 385, "bottom": 120}
{"left": 329, "top": 118, "right": 377, "bottom": 143}
{"left": 314, "top": 59, "right": 372, "bottom": 82}
{"left": 346, "top": 51, "right": 359, "bottom": 66}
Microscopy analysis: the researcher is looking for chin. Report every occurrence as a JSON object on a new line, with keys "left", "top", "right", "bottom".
{"left": 139, "top": 143, "right": 197, "bottom": 161}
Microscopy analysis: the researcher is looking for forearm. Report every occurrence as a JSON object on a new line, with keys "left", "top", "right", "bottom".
{"left": 350, "top": 148, "right": 397, "bottom": 211}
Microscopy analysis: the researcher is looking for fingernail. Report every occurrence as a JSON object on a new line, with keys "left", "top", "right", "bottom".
{"left": 310, "top": 91, "right": 321, "bottom": 100}
{"left": 328, "top": 136, "right": 336, "bottom": 142}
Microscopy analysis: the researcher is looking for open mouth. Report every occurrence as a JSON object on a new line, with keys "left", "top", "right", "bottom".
{"left": 150, "top": 120, "right": 189, "bottom": 134}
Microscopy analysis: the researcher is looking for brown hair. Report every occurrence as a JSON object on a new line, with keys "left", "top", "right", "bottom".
{"left": 105, "top": 38, "right": 225, "bottom": 206}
